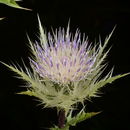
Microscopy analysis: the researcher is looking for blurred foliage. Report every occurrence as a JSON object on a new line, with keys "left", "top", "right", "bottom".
{"left": 0, "top": 0, "right": 31, "bottom": 10}
{"left": 0, "top": 17, "right": 5, "bottom": 20}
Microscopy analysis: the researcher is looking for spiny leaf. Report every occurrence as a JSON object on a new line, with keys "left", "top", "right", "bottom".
{"left": 88, "top": 73, "right": 130, "bottom": 97}
{"left": 38, "top": 15, "right": 48, "bottom": 47}
{"left": 0, "top": 0, "right": 31, "bottom": 10}
{"left": 0, "top": 62, "right": 40, "bottom": 87}
{"left": 66, "top": 110, "right": 100, "bottom": 126}
{"left": 17, "top": 90, "right": 36, "bottom": 96}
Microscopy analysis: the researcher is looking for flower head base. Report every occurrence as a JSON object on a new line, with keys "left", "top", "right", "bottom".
{"left": 30, "top": 28, "right": 96, "bottom": 85}
{"left": 3, "top": 18, "right": 129, "bottom": 113}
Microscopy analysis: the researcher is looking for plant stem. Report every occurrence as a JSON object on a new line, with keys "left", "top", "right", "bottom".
{"left": 58, "top": 109, "right": 65, "bottom": 128}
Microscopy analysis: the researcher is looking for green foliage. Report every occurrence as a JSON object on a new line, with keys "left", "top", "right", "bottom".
{"left": 0, "top": 0, "right": 31, "bottom": 10}
{"left": 66, "top": 109, "right": 100, "bottom": 127}
{"left": 88, "top": 72, "right": 130, "bottom": 97}
{"left": 17, "top": 90, "right": 36, "bottom": 96}
{"left": 50, "top": 109, "right": 100, "bottom": 130}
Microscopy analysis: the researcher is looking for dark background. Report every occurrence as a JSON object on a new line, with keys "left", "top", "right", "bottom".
{"left": 0, "top": 0, "right": 130, "bottom": 130}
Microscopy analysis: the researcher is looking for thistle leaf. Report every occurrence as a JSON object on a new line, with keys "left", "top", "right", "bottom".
{"left": 88, "top": 73, "right": 130, "bottom": 97}
{"left": 0, "top": 62, "right": 40, "bottom": 87}
{"left": 17, "top": 90, "right": 36, "bottom": 96}
{"left": 0, "top": 0, "right": 31, "bottom": 10}
{"left": 38, "top": 15, "right": 48, "bottom": 48}
{"left": 66, "top": 110, "right": 100, "bottom": 126}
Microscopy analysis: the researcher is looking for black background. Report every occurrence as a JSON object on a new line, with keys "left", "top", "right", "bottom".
{"left": 0, "top": 0, "right": 130, "bottom": 130}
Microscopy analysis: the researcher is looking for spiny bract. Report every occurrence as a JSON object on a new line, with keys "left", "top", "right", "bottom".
{"left": 3, "top": 18, "right": 128, "bottom": 113}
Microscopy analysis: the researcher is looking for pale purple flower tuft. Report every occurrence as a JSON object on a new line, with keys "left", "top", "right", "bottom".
{"left": 30, "top": 28, "right": 96, "bottom": 85}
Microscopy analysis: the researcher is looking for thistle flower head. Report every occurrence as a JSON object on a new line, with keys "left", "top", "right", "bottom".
{"left": 3, "top": 18, "right": 128, "bottom": 113}
{"left": 30, "top": 27, "right": 96, "bottom": 85}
